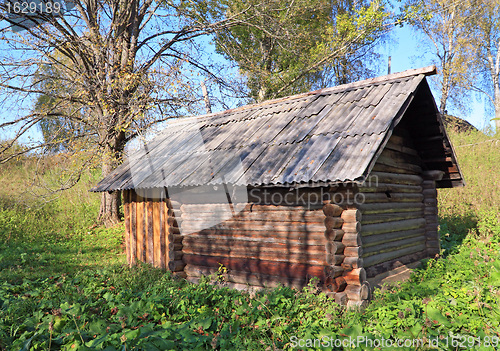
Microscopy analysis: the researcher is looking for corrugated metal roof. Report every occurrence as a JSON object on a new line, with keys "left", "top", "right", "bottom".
{"left": 91, "top": 67, "right": 448, "bottom": 192}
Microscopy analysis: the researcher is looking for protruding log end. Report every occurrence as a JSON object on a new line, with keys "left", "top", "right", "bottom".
{"left": 323, "top": 203, "right": 343, "bottom": 217}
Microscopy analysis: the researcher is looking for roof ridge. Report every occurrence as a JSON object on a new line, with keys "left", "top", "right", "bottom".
{"left": 164, "top": 66, "right": 436, "bottom": 126}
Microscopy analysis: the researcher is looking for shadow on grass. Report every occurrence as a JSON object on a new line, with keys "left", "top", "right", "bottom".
{"left": 439, "top": 213, "right": 478, "bottom": 257}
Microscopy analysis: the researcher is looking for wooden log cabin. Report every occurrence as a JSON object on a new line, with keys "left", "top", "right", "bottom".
{"left": 91, "top": 66, "right": 464, "bottom": 306}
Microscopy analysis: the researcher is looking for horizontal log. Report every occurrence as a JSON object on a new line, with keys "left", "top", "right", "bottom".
{"left": 181, "top": 221, "right": 328, "bottom": 233}
{"left": 181, "top": 233, "right": 327, "bottom": 246}
{"left": 344, "top": 246, "right": 363, "bottom": 257}
{"left": 361, "top": 193, "right": 424, "bottom": 203}
{"left": 340, "top": 209, "right": 362, "bottom": 222}
{"left": 182, "top": 238, "right": 328, "bottom": 253}
{"left": 343, "top": 268, "right": 366, "bottom": 286}
{"left": 324, "top": 217, "right": 344, "bottom": 230}
{"left": 323, "top": 204, "right": 343, "bottom": 217}
{"left": 168, "top": 243, "right": 183, "bottom": 251}
{"left": 358, "top": 202, "right": 424, "bottom": 214}
{"left": 384, "top": 141, "right": 419, "bottom": 157}
{"left": 324, "top": 265, "right": 344, "bottom": 278}
{"left": 342, "top": 221, "right": 361, "bottom": 233}
{"left": 362, "top": 228, "right": 425, "bottom": 248}
{"left": 358, "top": 183, "right": 423, "bottom": 194}
{"left": 342, "top": 234, "right": 362, "bottom": 247}
{"left": 326, "top": 241, "right": 345, "bottom": 255}
{"left": 363, "top": 236, "right": 426, "bottom": 256}
{"left": 371, "top": 163, "right": 420, "bottom": 175}
{"left": 324, "top": 229, "right": 345, "bottom": 241}
{"left": 361, "top": 218, "right": 426, "bottom": 236}
{"left": 326, "top": 254, "right": 345, "bottom": 266}
{"left": 361, "top": 211, "right": 423, "bottom": 225}
{"left": 345, "top": 281, "right": 370, "bottom": 301}
{"left": 335, "top": 292, "right": 348, "bottom": 305}
{"left": 181, "top": 247, "right": 328, "bottom": 265}
{"left": 168, "top": 260, "right": 185, "bottom": 272}
{"left": 183, "top": 254, "right": 327, "bottom": 279}
{"left": 184, "top": 265, "right": 307, "bottom": 289}
{"left": 366, "top": 172, "right": 423, "bottom": 186}
{"left": 341, "top": 257, "right": 363, "bottom": 270}
{"left": 376, "top": 152, "right": 422, "bottom": 173}
{"left": 363, "top": 243, "right": 427, "bottom": 268}
{"left": 168, "top": 251, "right": 183, "bottom": 260}
{"left": 180, "top": 227, "right": 326, "bottom": 241}
{"left": 180, "top": 209, "right": 326, "bottom": 222}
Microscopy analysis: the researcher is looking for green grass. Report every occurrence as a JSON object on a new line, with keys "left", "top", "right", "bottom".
{"left": 0, "top": 130, "right": 499, "bottom": 350}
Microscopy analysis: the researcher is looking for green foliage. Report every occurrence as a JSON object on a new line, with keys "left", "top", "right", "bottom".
{"left": 213, "top": 0, "right": 390, "bottom": 102}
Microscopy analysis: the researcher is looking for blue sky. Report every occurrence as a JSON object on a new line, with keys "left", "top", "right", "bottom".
{"left": 381, "top": 24, "right": 491, "bottom": 131}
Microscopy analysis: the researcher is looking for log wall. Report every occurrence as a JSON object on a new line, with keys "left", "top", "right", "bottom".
{"left": 359, "top": 126, "right": 429, "bottom": 278}
{"left": 180, "top": 192, "right": 345, "bottom": 290}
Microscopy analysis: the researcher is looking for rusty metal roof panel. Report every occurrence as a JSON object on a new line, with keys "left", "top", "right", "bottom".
{"left": 91, "top": 70, "right": 443, "bottom": 191}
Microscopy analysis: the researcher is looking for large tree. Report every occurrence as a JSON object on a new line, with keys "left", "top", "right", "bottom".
{"left": 408, "top": 0, "right": 478, "bottom": 114}
{"left": 213, "top": 0, "right": 390, "bottom": 102}
{"left": 0, "top": 0, "right": 252, "bottom": 225}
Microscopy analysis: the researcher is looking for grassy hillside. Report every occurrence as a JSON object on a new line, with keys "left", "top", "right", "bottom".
{"left": 0, "top": 130, "right": 498, "bottom": 350}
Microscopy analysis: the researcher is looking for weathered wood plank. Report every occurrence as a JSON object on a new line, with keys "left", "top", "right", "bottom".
{"left": 153, "top": 198, "right": 162, "bottom": 268}
{"left": 136, "top": 195, "right": 145, "bottom": 262}
{"left": 146, "top": 196, "right": 154, "bottom": 265}
{"left": 129, "top": 191, "right": 137, "bottom": 266}
{"left": 123, "top": 190, "right": 131, "bottom": 265}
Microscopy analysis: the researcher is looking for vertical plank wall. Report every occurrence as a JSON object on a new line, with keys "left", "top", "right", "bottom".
{"left": 123, "top": 189, "right": 176, "bottom": 271}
